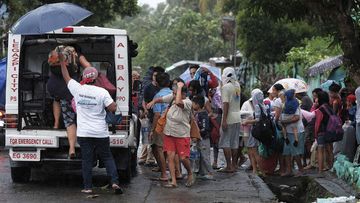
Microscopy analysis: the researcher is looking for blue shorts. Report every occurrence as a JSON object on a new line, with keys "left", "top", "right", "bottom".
{"left": 60, "top": 99, "right": 76, "bottom": 128}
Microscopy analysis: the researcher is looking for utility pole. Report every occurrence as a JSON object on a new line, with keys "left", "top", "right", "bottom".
{"left": 221, "top": 16, "right": 236, "bottom": 67}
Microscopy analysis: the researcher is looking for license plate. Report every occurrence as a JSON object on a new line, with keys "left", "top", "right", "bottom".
{"left": 9, "top": 149, "right": 40, "bottom": 161}
{"left": 0, "top": 120, "right": 4, "bottom": 127}
{"left": 109, "top": 137, "right": 127, "bottom": 147}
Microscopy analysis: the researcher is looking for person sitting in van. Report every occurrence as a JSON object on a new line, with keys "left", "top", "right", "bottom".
{"left": 58, "top": 50, "right": 123, "bottom": 194}
{"left": 47, "top": 45, "right": 91, "bottom": 159}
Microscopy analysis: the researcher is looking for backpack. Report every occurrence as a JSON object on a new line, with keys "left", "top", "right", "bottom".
{"left": 251, "top": 105, "right": 275, "bottom": 146}
{"left": 319, "top": 106, "right": 344, "bottom": 143}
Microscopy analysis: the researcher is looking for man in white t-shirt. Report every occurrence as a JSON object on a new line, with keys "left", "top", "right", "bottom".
{"left": 218, "top": 67, "right": 241, "bottom": 173}
{"left": 58, "top": 51, "right": 122, "bottom": 194}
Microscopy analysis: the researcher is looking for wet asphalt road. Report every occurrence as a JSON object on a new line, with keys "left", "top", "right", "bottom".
{"left": 0, "top": 149, "right": 275, "bottom": 203}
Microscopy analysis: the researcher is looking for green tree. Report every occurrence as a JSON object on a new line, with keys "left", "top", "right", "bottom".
{"left": 218, "top": 0, "right": 316, "bottom": 64}
{"left": 236, "top": 0, "right": 360, "bottom": 85}
{"left": 286, "top": 36, "right": 343, "bottom": 67}
{"left": 109, "top": 4, "right": 228, "bottom": 68}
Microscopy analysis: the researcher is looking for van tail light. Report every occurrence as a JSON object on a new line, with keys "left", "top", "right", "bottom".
{"left": 4, "top": 114, "right": 18, "bottom": 128}
{"left": 62, "top": 27, "right": 74, "bottom": 33}
{"left": 0, "top": 111, "right": 4, "bottom": 119}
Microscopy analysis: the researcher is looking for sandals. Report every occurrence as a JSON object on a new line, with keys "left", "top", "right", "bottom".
{"left": 112, "top": 184, "right": 123, "bottom": 194}
{"left": 238, "top": 157, "right": 248, "bottom": 167}
{"left": 212, "top": 163, "right": 220, "bottom": 170}
{"left": 152, "top": 167, "right": 161, "bottom": 172}
{"left": 217, "top": 168, "right": 234, "bottom": 173}
{"left": 163, "top": 183, "right": 177, "bottom": 188}
{"left": 185, "top": 174, "right": 196, "bottom": 187}
{"left": 280, "top": 173, "right": 294, "bottom": 177}
{"left": 149, "top": 177, "right": 168, "bottom": 181}
{"left": 294, "top": 171, "right": 305, "bottom": 177}
{"left": 81, "top": 189, "right": 93, "bottom": 194}
{"left": 176, "top": 175, "right": 184, "bottom": 180}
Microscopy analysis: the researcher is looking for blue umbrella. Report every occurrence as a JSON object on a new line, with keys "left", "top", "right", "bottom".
{"left": 11, "top": 2, "right": 93, "bottom": 35}
{"left": 320, "top": 80, "right": 338, "bottom": 91}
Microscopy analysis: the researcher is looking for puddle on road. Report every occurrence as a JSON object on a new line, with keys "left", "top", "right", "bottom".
{"left": 261, "top": 176, "right": 333, "bottom": 203}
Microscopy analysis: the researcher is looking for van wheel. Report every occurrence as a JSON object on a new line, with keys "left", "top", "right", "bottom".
{"left": 11, "top": 167, "right": 31, "bottom": 183}
{"left": 130, "top": 150, "right": 137, "bottom": 176}
{"left": 118, "top": 159, "right": 131, "bottom": 183}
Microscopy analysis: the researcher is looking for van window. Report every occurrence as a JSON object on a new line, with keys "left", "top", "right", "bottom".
{"left": 90, "top": 61, "right": 116, "bottom": 87}
{"left": 91, "top": 62, "right": 111, "bottom": 75}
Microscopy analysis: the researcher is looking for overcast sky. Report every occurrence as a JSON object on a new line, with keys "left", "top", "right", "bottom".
{"left": 138, "top": 0, "right": 166, "bottom": 8}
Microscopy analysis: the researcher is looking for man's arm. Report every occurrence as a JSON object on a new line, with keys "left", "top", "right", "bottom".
{"left": 107, "top": 102, "right": 117, "bottom": 113}
{"left": 281, "top": 115, "right": 300, "bottom": 125}
{"left": 152, "top": 112, "right": 161, "bottom": 132}
{"left": 79, "top": 55, "right": 92, "bottom": 68}
{"left": 222, "top": 102, "right": 229, "bottom": 130}
{"left": 59, "top": 53, "right": 71, "bottom": 84}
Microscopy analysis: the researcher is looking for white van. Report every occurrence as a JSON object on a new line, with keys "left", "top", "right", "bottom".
{"left": 4, "top": 26, "right": 139, "bottom": 182}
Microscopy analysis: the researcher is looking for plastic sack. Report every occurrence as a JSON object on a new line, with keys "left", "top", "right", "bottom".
{"left": 316, "top": 196, "right": 356, "bottom": 203}
{"left": 352, "top": 167, "right": 360, "bottom": 184}
{"left": 190, "top": 141, "right": 200, "bottom": 173}
{"left": 258, "top": 143, "right": 271, "bottom": 158}
{"left": 356, "top": 174, "right": 360, "bottom": 189}
{"left": 140, "top": 117, "right": 150, "bottom": 145}
{"left": 344, "top": 161, "right": 354, "bottom": 181}
{"left": 333, "top": 154, "right": 349, "bottom": 179}
{"left": 105, "top": 112, "right": 122, "bottom": 125}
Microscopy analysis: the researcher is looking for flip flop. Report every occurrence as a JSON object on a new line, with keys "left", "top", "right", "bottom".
{"left": 149, "top": 177, "right": 168, "bottom": 181}
{"left": 217, "top": 168, "right": 234, "bottom": 173}
{"left": 81, "top": 189, "right": 93, "bottom": 194}
{"left": 176, "top": 175, "right": 184, "bottom": 180}
{"left": 185, "top": 176, "right": 196, "bottom": 187}
{"left": 238, "top": 157, "right": 248, "bottom": 166}
{"left": 294, "top": 172, "right": 305, "bottom": 177}
{"left": 280, "top": 173, "right": 294, "bottom": 177}
{"left": 212, "top": 165, "right": 220, "bottom": 170}
{"left": 152, "top": 167, "right": 161, "bottom": 172}
{"left": 112, "top": 184, "right": 123, "bottom": 194}
{"left": 163, "top": 183, "right": 177, "bottom": 188}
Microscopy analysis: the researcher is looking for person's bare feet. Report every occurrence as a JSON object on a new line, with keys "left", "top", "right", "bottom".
{"left": 304, "top": 165, "right": 315, "bottom": 170}
{"left": 217, "top": 167, "right": 234, "bottom": 173}
{"left": 185, "top": 174, "right": 195, "bottom": 187}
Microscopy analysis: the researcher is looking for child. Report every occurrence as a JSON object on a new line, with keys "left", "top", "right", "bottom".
{"left": 192, "top": 95, "right": 214, "bottom": 180}
{"left": 346, "top": 94, "right": 357, "bottom": 125}
{"left": 281, "top": 89, "right": 300, "bottom": 147}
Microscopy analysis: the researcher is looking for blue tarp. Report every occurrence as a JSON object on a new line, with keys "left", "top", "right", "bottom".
{"left": 0, "top": 58, "right": 6, "bottom": 109}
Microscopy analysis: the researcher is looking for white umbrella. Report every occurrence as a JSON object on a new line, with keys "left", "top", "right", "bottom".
{"left": 269, "top": 78, "right": 308, "bottom": 93}
{"left": 179, "top": 64, "right": 221, "bottom": 82}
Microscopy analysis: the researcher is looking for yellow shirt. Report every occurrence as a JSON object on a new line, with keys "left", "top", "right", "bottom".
{"left": 222, "top": 81, "right": 241, "bottom": 124}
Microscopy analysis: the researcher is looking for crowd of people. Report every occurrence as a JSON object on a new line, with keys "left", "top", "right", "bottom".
{"left": 133, "top": 64, "right": 360, "bottom": 188}
{"left": 47, "top": 43, "right": 360, "bottom": 192}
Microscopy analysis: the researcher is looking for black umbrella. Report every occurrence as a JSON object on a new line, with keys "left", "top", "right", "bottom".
{"left": 11, "top": 2, "right": 93, "bottom": 35}
{"left": 308, "top": 55, "right": 344, "bottom": 77}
